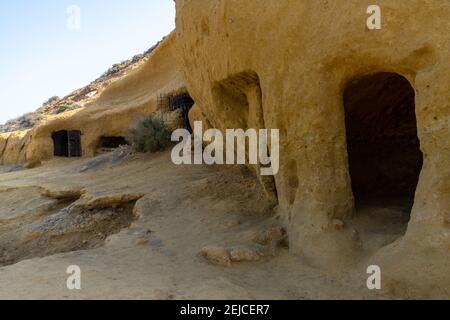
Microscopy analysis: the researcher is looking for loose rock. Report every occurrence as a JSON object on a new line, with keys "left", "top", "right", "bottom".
{"left": 200, "top": 246, "right": 231, "bottom": 267}
{"left": 229, "top": 246, "right": 261, "bottom": 262}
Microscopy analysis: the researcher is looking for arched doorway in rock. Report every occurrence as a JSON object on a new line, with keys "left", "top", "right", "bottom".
{"left": 171, "top": 92, "right": 195, "bottom": 132}
{"left": 52, "top": 130, "right": 82, "bottom": 157}
{"left": 211, "top": 71, "right": 278, "bottom": 204}
{"left": 343, "top": 72, "right": 423, "bottom": 238}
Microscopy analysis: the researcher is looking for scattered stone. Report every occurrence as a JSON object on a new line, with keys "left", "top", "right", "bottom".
{"left": 250, "top": 226, "right": 290, "bottom": 256}
{"left": 229, "top": 246, "right": 261, "bottom": 262}
{"left": 251, "top": 244, "right": 272, "bottom": 257}
{"left": 200, "top": 246, "right": 231, "bottom": 267}
{"left": 253, "top": 225, "right": 286, "bottom": 245}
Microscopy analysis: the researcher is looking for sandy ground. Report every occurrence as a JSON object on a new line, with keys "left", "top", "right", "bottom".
{"left": 0, "top": 151, "right": 393, "bottom": 300}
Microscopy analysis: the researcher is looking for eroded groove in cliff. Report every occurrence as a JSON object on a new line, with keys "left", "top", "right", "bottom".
{"left": 0, "top": 136, "right": 10, "bottom": 165}
{"left": 212, "top": 71, "right": 279, "bottom": 204}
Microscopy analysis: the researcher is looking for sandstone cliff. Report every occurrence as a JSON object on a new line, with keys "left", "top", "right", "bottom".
{"left": 0, "top": 0, "right": 449, "bottom": 299}
{"left": 175, "top": 0, "right": 450, "bottom": 297}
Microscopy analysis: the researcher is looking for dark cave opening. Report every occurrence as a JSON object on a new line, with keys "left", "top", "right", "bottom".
{"left": 98, "top": 136, "right": 129, "bottom": 149}
{"left": 171, "top": 92, "right": 195, "bottom": 132}
{"left": 344, "top": 72, "right": 423, "bottom": 212}
{"left": 52, "top": 130, "right": 82, "bottom": 157}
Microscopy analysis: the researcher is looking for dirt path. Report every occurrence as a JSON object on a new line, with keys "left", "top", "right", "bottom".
{"left": 0, "top": 151, "right": 383, "bottom": 299}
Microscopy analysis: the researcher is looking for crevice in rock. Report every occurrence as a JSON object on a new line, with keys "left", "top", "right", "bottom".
{"left": 0, "top": 136, "right": 11, "bottom": 165}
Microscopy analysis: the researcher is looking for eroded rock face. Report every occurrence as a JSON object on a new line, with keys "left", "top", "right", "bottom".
{"left": 200, "top": 246, "right": 232, "bottom": 267}
{"left": 0, "top": 130, "right": 30, "bottom": 165}
{"left": 175, "top": 0, "right": 450, "bottom": 297}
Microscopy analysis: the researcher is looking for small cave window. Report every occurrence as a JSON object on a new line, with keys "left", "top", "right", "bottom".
{"left": 344, "top": 72, "right": 423, "bottom": 239}
{"left": 211, "top": 74, "right": 254, "bottom": 130}
{"left": 52, "top": 130, "right": 82, "bottom": 157}
{"left": 98, "top": 136, "right": 129, "bottom": 149}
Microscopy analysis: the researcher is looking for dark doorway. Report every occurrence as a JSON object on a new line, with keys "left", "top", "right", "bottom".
{"left": 98, "top": 136, "right": 129, "bottom": 149}
{"left": 344, "top": 73, "right": 423, "bottom": 211}
{"left": 52, "top": 130, "right": 82, "bottom": 157}
{"left": 171, "top": 92, "right": 195, "bottom": 132}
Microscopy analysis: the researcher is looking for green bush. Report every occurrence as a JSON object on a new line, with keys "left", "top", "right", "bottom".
{"left": 56, "top": 104, "right": 71, "bottom": 114}
{"left": 126, "top": 116, "right": 171, "bottom": 153}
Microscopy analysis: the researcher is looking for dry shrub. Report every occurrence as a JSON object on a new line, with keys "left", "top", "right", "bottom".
{"left": 126, "top": 115, "right": 171, "bottom": 153}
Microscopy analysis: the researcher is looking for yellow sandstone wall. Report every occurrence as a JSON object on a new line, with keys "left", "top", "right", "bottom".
{"left": 0, "top": 131, "right": 30, "bottom": 165}
{"left": 175, "top": 0, "right": 450, "bottom": 297}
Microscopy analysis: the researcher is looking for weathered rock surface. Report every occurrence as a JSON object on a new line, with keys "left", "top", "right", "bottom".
{"left": 175, "top": 0, "right": 450, "bottom": 297}
{"left": 229, "top": 246, "right": 261, "bottom": 262}
{"left": 200, "top": 246, "right": 232, "bottom": 267}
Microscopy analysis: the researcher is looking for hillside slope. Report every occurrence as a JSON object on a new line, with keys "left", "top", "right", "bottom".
{"left": 0, "top": 40, "right": 163, "bottom": 134}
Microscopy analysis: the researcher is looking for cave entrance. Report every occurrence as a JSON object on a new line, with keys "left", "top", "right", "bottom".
{"left": 52, "top": 130, "right": 82, "bottom": 157}
{"left": 98, "top": 136, "right": 129, "bottom": 149}
{"left": 171, "top": 92, "right": 195, "bottom": 132}
{"left": 344, "top": 73, "right": 423, "bottom": 219}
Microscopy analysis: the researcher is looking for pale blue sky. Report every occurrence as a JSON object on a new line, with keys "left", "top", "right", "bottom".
{"left": 0, "top": 0, "right": 175, "bottom": 124}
